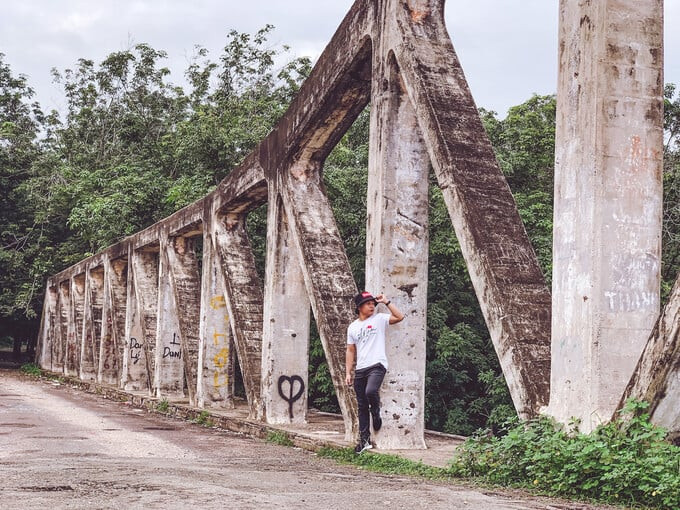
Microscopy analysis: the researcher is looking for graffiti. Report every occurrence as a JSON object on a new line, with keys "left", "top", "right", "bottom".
{"left": 130, "top": 337, "right": 142, "bottom": 365}
{"left": 212, "top": 346, "right": 229, "bottom": 388}
{"left": 209, "top": 295, "right": 226, "bottom": 310}
{"left": 277, "top": 375, "right": 305, "bottom": 419}
{"left": 163, "top": 333, "right": 181, "bottom": 359}
{"left": 208, "top": 295, "right": 230, "bottom": 391}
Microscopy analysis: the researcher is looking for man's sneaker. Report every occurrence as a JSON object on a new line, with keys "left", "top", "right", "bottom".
{"left": 354, "top": 437, "right": 373, "bottom": 454}
{"left": 371, "top": 410, "right": 382, "bottom": 432}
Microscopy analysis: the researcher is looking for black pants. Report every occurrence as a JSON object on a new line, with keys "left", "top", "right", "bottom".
{"left": 353, "top": 363, "right": 386, "bottom": 440}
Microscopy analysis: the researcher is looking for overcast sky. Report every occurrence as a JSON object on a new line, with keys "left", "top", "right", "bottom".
{"left": 1, "top": 1, "right": 678, "bottom": 118}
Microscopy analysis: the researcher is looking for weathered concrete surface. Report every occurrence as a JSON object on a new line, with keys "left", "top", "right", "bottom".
{"left": 98, "top": 256, "right": 127, "bottom": 385}
{"left": 122, "top": 249, "right": 158, "bottom": 392}
{"left": 619, "top": 273, "right": 680, "bottom": 440}
{"left": 197, "top": 230, "right": 234, "bottom": 408}
{"left": 367, "top": 35, "right": 430, "bottom": 447}
{"left": 167, "top": 235, "right": 202, "bottom": 404}
{"left": 393, "top": 0, "right": 552, "bottom": 419}
{"left": 213, "top": 213, "right": 264, "bottom": 419}
{"left": 549, "top": 0, "right": 664, "bottom": 432}
{"left": 0, "top": 371, "right": 614, "bottom": 510}
{"left": 262, "top": 190, "right": 311, "bottom": 424}
{"left": 72, "top": 273, "right": 87, "bottom": 378}
{"left": 281, "top": 164, "right": 360, "bottom": 440}
{"left": 154, "top": 234, "right": 186, "bottom": 398}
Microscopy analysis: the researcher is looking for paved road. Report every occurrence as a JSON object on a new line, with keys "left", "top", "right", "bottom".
{"left": 0, "top": 371, "right": 605, "bottom": 510}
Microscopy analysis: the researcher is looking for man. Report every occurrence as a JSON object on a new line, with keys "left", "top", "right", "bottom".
{"left": 346, "top": 291, "right": 404, "bottom": 454}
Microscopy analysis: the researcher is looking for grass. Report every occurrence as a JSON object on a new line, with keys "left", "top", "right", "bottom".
{"left": 317, "top": 447, "right": 449, "bottom": 480}
{"left": 266, "top": 430, "right": 294, "bottom": 447}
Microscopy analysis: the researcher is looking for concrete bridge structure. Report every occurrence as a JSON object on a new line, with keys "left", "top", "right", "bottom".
{"left": 36, "top": 0, "right": 678, "bottom": 447}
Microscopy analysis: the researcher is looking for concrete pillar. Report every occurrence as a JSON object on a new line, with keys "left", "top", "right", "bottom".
{"left": 366, "top": 50, "right": 429, "bottom": 449}
{"left": 549, "top": 0, "right": 664, "bottom": 431}
{"left": 56, "top": 280, "right": 70, "bottom": 375}
{"left": 122, "top": 249, "right": 158, "bottom": 392}
{"left": 154, "top": 235, "right": 185, "bottom": 399}
{"left": 213, "top": 213, "right": 264, "bottom": 419}
{"left": 198, "top": 230, "right": 235, "bottom": 408}
{"left": 262, "top": 192, "right": 311, "bottom": 424}
{"left": 89, "top": 267, "right": 105, "bottom": 380}
{"left": 166, "top": 235, "right": 202, "bottom": 404}
{"left": 62, "top": 278, "right": 80, "bottom": 377}
{"left": 99, "top": 256, "right": 127, "bottom": 385}
{"left": 71, "top": 274, "right": 86, "bottom": 378}
{"left": 37, "top": 285, "right": 58, "bottom": 371}
{"left": 280, "top": 161, "right": 359, "bottom": 440}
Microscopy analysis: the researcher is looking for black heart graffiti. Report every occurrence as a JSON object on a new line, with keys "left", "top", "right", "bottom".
{"left": 277, "top": 375, "right": 305, "bottom": 420}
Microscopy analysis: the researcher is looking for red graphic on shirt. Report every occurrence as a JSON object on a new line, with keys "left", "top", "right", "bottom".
{"left": 367, "top": 325, "right": 372, "bottom": 329}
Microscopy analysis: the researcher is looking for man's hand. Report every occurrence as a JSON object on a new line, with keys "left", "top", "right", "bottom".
{"left": 375, "top": 293, "right": 388, "bottom": 304}
{"left": 346, "top": 373, "right": 352, "bottom": 386}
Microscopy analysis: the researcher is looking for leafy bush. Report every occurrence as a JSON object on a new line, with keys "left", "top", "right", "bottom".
{"left": 449, "top": 400, "right": 680, "bottom": 509}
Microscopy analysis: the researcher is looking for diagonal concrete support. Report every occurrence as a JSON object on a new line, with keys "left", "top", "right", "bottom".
{"left": 99, "top": 256, "right": 127, "bottom": 385}
{"left": 63, "top": 277, "right": 80, "bottom": 377}
{"left": 213, "top": 214, "right": 264, "bottom": 419}
{"left": 392, "top": 0, "right": 552, "bottom": 418}
{"left": 620, "top": 272, "right": 680, "bottom": 440}
{"left": 154, "top": 234, "right": 186, "bottom": 398}
{"left": 281, "top": 162, "right": 359, "bottom": 440}
{"left": 122, "top": 249, "right": 158, "bottom": 393}
{"left": 198, "top": 231, "right": 235, "bottom": 408}
{"left": 55, "top": 281, "right": 69, "bottom": 374}
{"left": 88, "top": 267, "right": 105, "bottom": 380}
{"left": 72, "top": 274, "right": 88, "bottom": 379}
{"left": 366, "top": 38, "right": 430, "bottom": 448}
{"left": 549, "top": 0, "right": 663, "bottom": 431}
{"left": 262, "top": 190, "right": 311, "bottom": 424}
{"left": 166, "top": 235, "right": 202, "bottom": 404}
{"left": 36, "top": 285, "right": 58, "bottom": 371}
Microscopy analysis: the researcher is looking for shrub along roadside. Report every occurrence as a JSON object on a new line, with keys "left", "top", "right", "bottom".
{"left": 449, "top": 400, "right": 680, "bottom": 509}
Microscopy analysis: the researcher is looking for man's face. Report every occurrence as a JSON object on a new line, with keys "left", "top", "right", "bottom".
{"left": 359, "top": 300, "right": 376, "bottom": 315}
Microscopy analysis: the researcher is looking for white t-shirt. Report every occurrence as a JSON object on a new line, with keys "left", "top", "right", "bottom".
{"left": 347, "top": 312, "right": 391, "bottom": 370}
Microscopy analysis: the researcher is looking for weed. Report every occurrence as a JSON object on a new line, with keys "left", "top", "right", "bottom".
{"left": 20, "top": 363, "right": 42, "bottom": 377}
{"left": 193, "top": 410, "right": 214, "bottom": 427}
{"left": 155, "top": 399, "right": 169, "bottom": 413}
{"left": 266, "top": 430, "right": 294, "bottom": 447}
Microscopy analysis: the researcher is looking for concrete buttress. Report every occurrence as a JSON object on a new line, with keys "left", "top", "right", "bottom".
{"left": 392, "top": 0, "right": 552, "bottom": 418}
{"left": 198, "top": 227, "right": 235, "bottom": 408}
{"left": 213, "top": 213, "right": 264, "bottom": 419}
{"left": 262, "top": 189, "right": 311, "bottom": 424}
{"left": 166, "top": 235, "right": 202, "bottom": 404}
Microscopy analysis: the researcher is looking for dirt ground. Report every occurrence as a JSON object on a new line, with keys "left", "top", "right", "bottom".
{"left": 0, "top": 370, "right": 613, "bottom": 510}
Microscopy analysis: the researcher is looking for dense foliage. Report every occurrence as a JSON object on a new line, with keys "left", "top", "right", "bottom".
{"left": 1, "top": 28, "right": 680, "bottom": 437}
{"left": 450, "top": 400, "right": 680, "bottom": 509}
